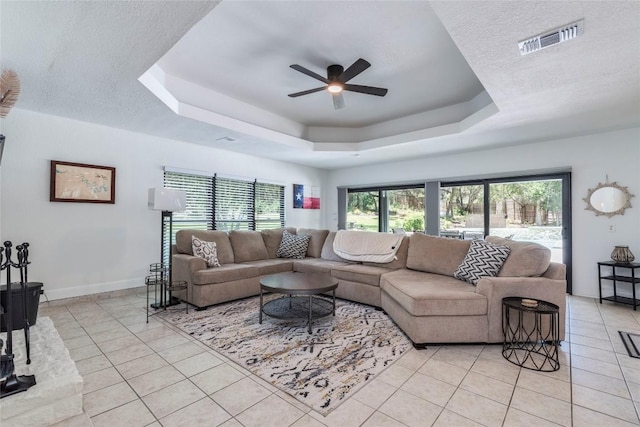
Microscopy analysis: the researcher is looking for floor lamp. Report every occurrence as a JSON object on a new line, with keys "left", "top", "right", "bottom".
{"left": 148, "top": 188, "right": 186, "bottom": 307}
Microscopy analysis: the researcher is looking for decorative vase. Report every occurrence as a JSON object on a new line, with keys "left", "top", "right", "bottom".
{"left": 611, "top": 246, "right": 635, "bottom": 263}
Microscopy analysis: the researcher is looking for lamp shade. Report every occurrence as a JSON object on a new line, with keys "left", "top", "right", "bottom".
{"left": 148, "top": 188, "right": 186, "bottom": 212}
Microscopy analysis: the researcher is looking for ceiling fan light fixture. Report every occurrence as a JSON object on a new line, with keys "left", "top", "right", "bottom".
{"left": 288, "top": 58, "right": 387, "bottom": 107}
{"left": 327, "top": 83, "right": 343, "bottom": 93}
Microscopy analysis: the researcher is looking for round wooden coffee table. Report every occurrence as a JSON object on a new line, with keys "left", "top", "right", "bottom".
{"left": 259, "top": 272, "right": 338, "bottom": 334}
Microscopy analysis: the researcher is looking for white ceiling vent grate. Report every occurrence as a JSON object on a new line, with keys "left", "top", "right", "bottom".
{"left": 216, "top": 136, "right": 236, "bottom": 142}
{"left": 518, "top": 20, "right": 583, "bottom": 56}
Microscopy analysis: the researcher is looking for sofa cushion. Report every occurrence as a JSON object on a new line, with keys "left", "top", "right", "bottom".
{"left": 192, "top": 236, "right": 221, "bottom": 268}
{"left": 192, "top": 264, "right": 259, "bottom": 285}
{"left": 298, "top": 228, "right": 329, "bottom": 258}
{"left": 454, "top": 239, "right": 511, "bottom": 285}
{"left": 176, "top": 230, "right": 234, "bottom": 264}
{"left": 485, "top": 236, "right": 551, "bottom": 277}
{"left": 261, "top": 227, "right": 297, "bottom": 259}
{"left": 363, "top": 235, "right": 409, "bottom": 270}
{"left": 277, "top": 230, "right": 310, "bottom": 259}
{"left": 331, "top": 264, "right": 394, "bottom": 287}
{"left": 243, "top": 259, "right": 293, "bottom": 276}
{"left": 293, "top": 259, "right": 351, "bottom": 275}
{"left": 320, "top": 231, "right": 347, "bottom": 262}
{"left": 381, "top": 270, "right": 487, "bottom": 316}
{"left": 406, "top": 234, "right": 471, "bottom": 276}
{"left": 229, "top": 230, "right": 269, "bottom": 263}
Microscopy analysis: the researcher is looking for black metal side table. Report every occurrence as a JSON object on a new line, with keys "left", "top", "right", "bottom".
{"left": 167, "top": 281, "right": 188, "bottom": 313}
{"left": 502, "top": 297, "right": 560, "bottom": 372}
{"left": 597, "top": 261, "right": 640, "bottom": 310}
{"left": 146, "top": 263, "right": 188, "bottom": 323}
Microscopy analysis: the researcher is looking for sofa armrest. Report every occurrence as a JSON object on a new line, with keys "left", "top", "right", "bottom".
{"left": 172, "top": 254, "right": 207, "bottom": 285}
{"left": 476, "top": 276, "right": 567, "bottom": 342}
{"left": 542, "top": 262, "right": 566, "bottom": 280}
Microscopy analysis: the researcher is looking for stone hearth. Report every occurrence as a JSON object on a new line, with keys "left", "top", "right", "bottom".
{"left": 1, "top": 317, "right": 83, "bottom": 426}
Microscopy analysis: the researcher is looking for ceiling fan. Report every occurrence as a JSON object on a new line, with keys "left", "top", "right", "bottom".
{"left": 288, "top": 58, "right": 388, "bottom": 109}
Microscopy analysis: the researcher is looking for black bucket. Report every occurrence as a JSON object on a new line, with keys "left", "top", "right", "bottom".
{"left": 1, "top": 282, "right": 43, "bottom": 332}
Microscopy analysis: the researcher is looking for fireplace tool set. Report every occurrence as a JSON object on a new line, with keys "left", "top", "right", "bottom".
{"left": 1, "top": 241, "right": 37, "bottom": 398}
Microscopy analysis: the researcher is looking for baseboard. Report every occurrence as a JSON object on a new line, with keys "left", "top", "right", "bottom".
{"left": 41, "top": 278, "right": 146, "bottom": 303}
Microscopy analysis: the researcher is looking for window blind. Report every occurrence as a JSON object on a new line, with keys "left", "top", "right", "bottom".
{"left": 162, "top": 172, "right": 214, "bottom": 265}
{"left": 255, "top": 182, "right": 285, "bottom": 230}
{"left": 164, "top": 172, "right": 215, "bottom": 229}
{"left": 162, "top": 170, "right": 285, "bottom": 264}
{"left": 214, "top": 176, "right": 255, "bottom": 231}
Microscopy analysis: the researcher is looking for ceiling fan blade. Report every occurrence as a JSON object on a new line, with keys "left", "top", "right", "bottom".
{"left": 338, "top": 58, "right": 371, "bottom": 83}
{"left": 288, "top": 87, "right": 326, "bottom": 97}
{"left": 290, "top": 64, "right": 329, "bottom": 84}
{"left": 332, "top": 92, "right": 345, "bottom": 110}
{"left": 343, "top": 84, "right": 388, "bottom": 97}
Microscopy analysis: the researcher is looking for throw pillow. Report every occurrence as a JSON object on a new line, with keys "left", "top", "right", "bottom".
{"left": 192, "top": 235, "right": 221, "bottom": 267}
{"left": 454, "top": 239, "right": 511, "bottom": 285}
{"left": 277, "top": 230, "right": 310, "bottom": 259}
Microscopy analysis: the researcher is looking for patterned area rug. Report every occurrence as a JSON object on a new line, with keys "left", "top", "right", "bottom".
{"left": 159, "top": 295, "right": 411, "bottom": 414}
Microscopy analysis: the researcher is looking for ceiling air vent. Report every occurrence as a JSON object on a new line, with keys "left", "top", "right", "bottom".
{"left": 518, "top": 20, "right": 583, "bottom": 56}
{"left": 216, "top": 136, "right": 236, "bottom": 142}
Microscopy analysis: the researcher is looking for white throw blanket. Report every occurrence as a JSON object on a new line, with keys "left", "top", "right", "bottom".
{"left": 333, "top": 230, "right": 404, "bottom": 263}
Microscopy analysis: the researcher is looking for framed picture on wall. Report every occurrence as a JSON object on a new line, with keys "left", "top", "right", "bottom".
{"left": 293, "top": 183, "right": 320, "bottom": 209}
{"left": 50, "top": 160, "right": 116, "bottom": 204}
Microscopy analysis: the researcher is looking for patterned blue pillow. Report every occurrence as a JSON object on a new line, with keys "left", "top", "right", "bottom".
{"left": 277, "top": 230, "right": 310, "bottom": 259}
{"left": 454, "top": 239, "right": 511, "bottom": 285}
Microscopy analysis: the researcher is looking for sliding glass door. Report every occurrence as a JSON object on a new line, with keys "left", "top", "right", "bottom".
{"left": 439, "top": 183, "right": 485, "bottom": 240}
{"left": 439, "top": 173, "right": 571, "bottom": 293}
{"left": 385, "top": 187, "right": 426, "bottom": 233}
{"left": 347, "top": 191, "right": 379, "bottom": 231}
{"left": 347, "top": 185, "right": 425, "bottom": 233}
{"left": 489, "top": 179, "right": 564, "bottom": 263}
{"left": 340, "top": 173, "right": 571, "bottom": 292}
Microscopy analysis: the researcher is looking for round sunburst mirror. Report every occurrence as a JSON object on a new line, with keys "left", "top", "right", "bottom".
{"left": 583, "top": 179, "right": 634, "bottom": 218}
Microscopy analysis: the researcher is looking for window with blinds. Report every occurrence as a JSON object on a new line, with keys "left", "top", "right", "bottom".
{"left": 162, "top": 172, "right": 214, "bottom": 265}
{"left": 161, "top": 170, "right": 285, "bottom": 263}
{"left": 256, "top": 182, "right": 285, "bottom": 230}
{"left": 164, "top": 172, "right": 215, "bottom": 230}
{"left": 214, "top": 177, "right": 255, "bottom": 231}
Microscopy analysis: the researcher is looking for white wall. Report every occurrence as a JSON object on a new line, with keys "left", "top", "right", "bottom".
{"left": 324, "top": 128, "right": 640, "bottom": 299}
{"left": 0, "top": 109, "right": 327, "bottom": 300}
{"left": 3, "top": 107, "right": 638, "bottom": 301}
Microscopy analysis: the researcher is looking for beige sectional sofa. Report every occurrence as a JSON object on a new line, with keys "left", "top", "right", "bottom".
{"left": 172, "top": 228, "right": 566, "bottom": 346}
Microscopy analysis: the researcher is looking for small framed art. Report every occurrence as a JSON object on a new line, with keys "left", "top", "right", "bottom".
{"left": 293, "top": 183, "right": 320, "bottom": 209}
{"left": 50, "top": 160, "right": 116, "bottom": 204}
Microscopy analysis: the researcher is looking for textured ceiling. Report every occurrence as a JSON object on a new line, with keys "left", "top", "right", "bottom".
{"left": 1, "top": 1, "right": 639, "bottom": 170}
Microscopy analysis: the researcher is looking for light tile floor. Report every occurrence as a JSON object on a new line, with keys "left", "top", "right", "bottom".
{"left": 35, "top": 293, "right": 640, "bottom": 426}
